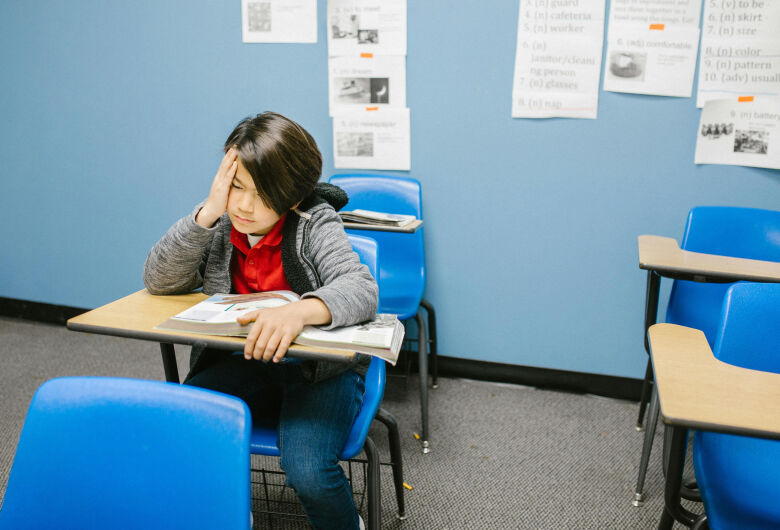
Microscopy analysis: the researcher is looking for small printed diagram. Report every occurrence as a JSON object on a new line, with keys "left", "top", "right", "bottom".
{"left": 358, "top": 29, "right": 379, "bottom": 44}
{"left": 608, "top": 51, "right": 646, "bottom": 80}
{"left": 331, "top": 13, "right": 359, "bottom": 39}
{"left": 247, "top": 1, "right": 271, "bottom": 32}
{"left": 330, "top": 13, "right": 379, "bottom": 43}
{"left": 337, "top": 132, "right": 374, "bottom": 157}
{"left": 734, "top": 130, "right": 768, "bottom": 154}
{"left": 335, "top": 77, "right": 389, "bottom": 104}
{"left": 700, "top": 122, "right": 734, "bottom": 138}
{"left": 357, "top": 313, "right": 397, "bottom": 331}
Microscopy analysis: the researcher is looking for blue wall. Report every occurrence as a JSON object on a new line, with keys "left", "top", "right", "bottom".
{"left": 1, "top": 1, "right": 778, "bottom": 379}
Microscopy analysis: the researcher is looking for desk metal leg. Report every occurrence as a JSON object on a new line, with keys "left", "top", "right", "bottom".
{"left": 159, "top": 343, "right": 179, "bottom": 383}
{"left": 659, "top": 425, "right": 698, "bottom": 528}
{"left": 634, "top": 386, "right": 660, "bottom": 506}
{"left": 415, "top": 311, "right": 430, "bottom": 454}
{"left": 637, "top": 270, "right": 661, "bottom": 430}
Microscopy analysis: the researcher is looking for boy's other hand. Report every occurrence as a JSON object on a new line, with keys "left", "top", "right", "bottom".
{"left": 237, "top": 298, "right": 332, "bottom": 363}
{"left": 196, "top": 148, "right": 238, "bottom": 228}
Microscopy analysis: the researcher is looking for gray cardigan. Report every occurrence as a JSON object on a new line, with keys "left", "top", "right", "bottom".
{"left": 143, "top": 183, "right": 377, "bottom": 382}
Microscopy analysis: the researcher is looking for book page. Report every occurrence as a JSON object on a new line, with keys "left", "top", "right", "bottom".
{"left": 173, "top": 291, "right": 299, "bottom": 324}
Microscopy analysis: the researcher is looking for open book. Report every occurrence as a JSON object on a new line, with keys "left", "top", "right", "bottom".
{"left": 154, "top": 291, "right": 403, "bottom": 365}
{"left": 339, "top": 209, "right": 418, "bottom": 228}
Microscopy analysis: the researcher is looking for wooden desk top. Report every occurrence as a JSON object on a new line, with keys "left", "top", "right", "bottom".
{"left": 66, "top": 289, "right": 356, "bottom": 362}
{"left": 638, "top": 235, "right": 780, "bottom": 283}
{"left": 649, "top": 323, "right": 780, "bottom": 440}
{"left": 342, "top": 219, "right": 423, "bottom": 233}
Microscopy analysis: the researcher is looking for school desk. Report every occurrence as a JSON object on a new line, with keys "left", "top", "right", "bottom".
{"left": 66, "top": 289, "right": 356, "bottom": 383}
{"left": 648, "top": 323, "right": 780, "bottom": 528}
{"left": 633, "top": 235, "right": 780, "bottom": 504}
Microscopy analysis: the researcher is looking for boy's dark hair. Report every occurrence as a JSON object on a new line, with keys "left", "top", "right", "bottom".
{"left": 224, "top": 112, "right": 322, "bottom": 215}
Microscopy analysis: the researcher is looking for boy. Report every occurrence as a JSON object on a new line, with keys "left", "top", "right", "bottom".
{"left": 143, "top": 112, "right": 377, "bottom": 529}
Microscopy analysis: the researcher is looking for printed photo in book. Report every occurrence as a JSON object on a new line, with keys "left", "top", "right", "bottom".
{"left": 154, "top": 291, "right": 403, "bottom": 364}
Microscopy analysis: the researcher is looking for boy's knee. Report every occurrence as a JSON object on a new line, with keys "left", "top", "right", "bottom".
{"left": 280, "top": 451, "right": 339, "bottom": 499}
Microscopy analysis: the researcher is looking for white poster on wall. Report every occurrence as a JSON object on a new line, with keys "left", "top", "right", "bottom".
{"left": 241, "top": 0, "right": 317, "bottom": 43}
{"left": 695, "top": 97, "right": 780, "bottom": 170}
{"left": 332, "top": 107, "right": 410, "bottom": 170}
{"left": 327, "top": 0, "right": 407, "bottom": 56}
{"left": 603, "top": 0, "right": 701, "bottom": 97}
{"left": 328, "top": 55, "right": 406, "bottom": 116}
{"left": 511, "top": 0, "right": 606, "bottom": 119}
{"left": 697, "top": 2, "right": 780, "bottom": 107}
{"left": 603, "top": 25, "right": 700, "bottom": 97}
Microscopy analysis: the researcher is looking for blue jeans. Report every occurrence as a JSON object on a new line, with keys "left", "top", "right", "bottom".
{"left": 185, "top": 353, "right": 365, "bottom": 530}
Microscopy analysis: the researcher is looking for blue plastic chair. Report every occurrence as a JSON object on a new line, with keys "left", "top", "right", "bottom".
{"left": 249, "top": 234, "right": 405, "bottom": 529}
{"left": 0, "top": 376, "right": 251, "bottom": 530}
{"left": 329, "top": 173, "right": 437, "bottom": 454}
{"left": 634, "top": 206, "right": 780, "bottom": 504}
{"left": 692, "top": 283, "right": 780, "bottom": 529}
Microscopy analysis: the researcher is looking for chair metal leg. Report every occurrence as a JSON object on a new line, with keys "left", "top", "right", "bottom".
{"left": 375, "top": 408, "right": 406, "bottom": 519}
{"left": 420, "top": 299, "right": 438, "bottom": 389}
{"left": 415, "top": 311, "right": 430, "bottom": 453}
{"left": 662, "top": 426, "right": 698, "bottom": 527}
{"left": 633, "top": 386, "right": 660, "bottom": 506}
{"left": 636, "top": 358, "right": 654, "bottom": 431}
{"left": 364, "top": 437, "right": 381, "bottom": 530}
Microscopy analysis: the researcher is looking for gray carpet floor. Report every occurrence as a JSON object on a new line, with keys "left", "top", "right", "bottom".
{"left": 0, "top": 316, "right": 690, "bottom": 528}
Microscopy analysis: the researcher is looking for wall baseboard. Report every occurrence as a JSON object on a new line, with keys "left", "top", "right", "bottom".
{"left": 1, "top": 297, "right": 643, "bottom": 402}
{"left": 394, "top": 350, "right": 643, "bottom": 402}
{"left": 0, "top": 297, "right": 87, "bottom": 326}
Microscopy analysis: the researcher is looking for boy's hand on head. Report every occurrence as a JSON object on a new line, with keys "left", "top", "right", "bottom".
{"left": 237, "top": 298, "right": 332, "bottom": 363}
{"left": 196, "top": 148, "right": 238, "bottom": 228}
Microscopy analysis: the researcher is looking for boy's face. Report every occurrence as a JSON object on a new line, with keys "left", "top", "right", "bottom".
{"left": 227, "top": 160, "right": 283, "bottom": 236}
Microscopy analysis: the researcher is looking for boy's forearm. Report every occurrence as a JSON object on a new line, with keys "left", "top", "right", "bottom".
{"left": 295, "top": 297, "right": 332, "bottom": 326}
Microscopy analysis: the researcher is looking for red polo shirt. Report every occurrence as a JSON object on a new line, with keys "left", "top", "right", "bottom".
{"left": 230, "top": 214, "right": 292, "bottom": 294}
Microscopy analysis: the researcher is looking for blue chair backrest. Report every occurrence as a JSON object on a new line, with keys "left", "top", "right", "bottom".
{"left": 331, "top": 174, "right": 425, "bottom": 316}
{"left": 713, "top": 282, "right": 780, "bottom": 374}
{"left": 0, "top": 376, "right": 251, "bottom": 530}
{"left": 348, "top": 233, "right": 379, "bottom": 286}
{"left": 666, "top": 206, "right": 780, "bottom": 346}
{"left": 693, "top": 283, "right": 780, "bottom": 530}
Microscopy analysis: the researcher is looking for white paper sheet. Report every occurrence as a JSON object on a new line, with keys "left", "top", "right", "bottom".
{"left": 327, "top": 0, "right": 407, "bottom": 56}
{"left": 697, "top": 2, "right": 780, "bottom": 107}
{"left": 241, "top": 0, "right": 317, "bottom": 43}
{"left": 608, "top": 0, "right": 701, "bottom": 26}
{"left": 328, "top": 55, "right": 406, "bottom": 115}
{"left": 603, "top": 25, "right": 700, "bottom": 97}
{"left": 604, "top": 0, "right": 702, "bottom": 97}
{"left": 694, "top": 97, "right": 780, "bottom": 170}
{"left": 332, "top": 107, "right": 410, "bottom": 170}
{"left": 512, "top": 0, "right": 606, "bottom": 119}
